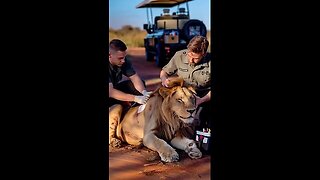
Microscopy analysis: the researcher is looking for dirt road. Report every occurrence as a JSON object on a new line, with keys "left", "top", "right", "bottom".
{"left": 109, "top": 48, "right": 212, "bottom": 180}
{"left": 126, "top": 47, "right": 162, "bottom": 91}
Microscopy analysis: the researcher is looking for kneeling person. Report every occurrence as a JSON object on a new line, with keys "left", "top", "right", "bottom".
{"left": 160, "top": 36, "right": 212, "bottom": 137}
{"left": 108, "top": 39, "right": 152, "bottom": 147}
{"left": 108, "top": 39, "right": 152, "bottom": 107}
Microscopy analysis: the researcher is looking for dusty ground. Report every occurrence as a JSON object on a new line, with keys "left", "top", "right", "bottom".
{"left": 109, "top": 48, "right": 211, "bottom": 180}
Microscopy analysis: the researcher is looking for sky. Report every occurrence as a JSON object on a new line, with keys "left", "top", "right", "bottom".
{"left": 109, "top": 0, "right": 210, "bottom": 30}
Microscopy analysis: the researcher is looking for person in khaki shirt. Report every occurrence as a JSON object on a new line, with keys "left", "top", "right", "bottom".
{"left": 160, "top": 35, "right": 211, "bottom": 134}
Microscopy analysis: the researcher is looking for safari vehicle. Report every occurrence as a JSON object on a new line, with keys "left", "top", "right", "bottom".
{"left": 136, "top": 0, "right": 207, "bottom": 67}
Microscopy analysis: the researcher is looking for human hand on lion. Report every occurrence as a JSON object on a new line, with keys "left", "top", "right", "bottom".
{"left": 133, "top": 95, "right": 150, "bottom": 104}
{"left": 142, "top": 90, "right": 152, "bottom": 98}
{"left": 161, "top": 78, "right": 170, "bottom": 87}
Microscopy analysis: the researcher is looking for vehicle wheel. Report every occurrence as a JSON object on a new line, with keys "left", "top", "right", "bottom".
{"left": 182, "top": 19, "right": 207, "bottom": 41}
{"left": 155, "top": 44, "right": 165, "bottom": 67}
{"left": 145, "top": 49, "right": 154, "bottom": 61}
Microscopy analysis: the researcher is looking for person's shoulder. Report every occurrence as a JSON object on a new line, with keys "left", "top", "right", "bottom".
{"left": 175, "top": 49, "right": 188, "bottom": 56}
{"left": 205, "top": 52, "right": 211, "bottom": 59}
{"left": 123, "top": 57, "right": 134, "bottom": 67}
{"left": 172, "top": 49, "right": 188, "bottom": 62}
{"left": 124, "top": 56, "right": 131, "bottom": 63}
{"left": 203, "top": 52, "right": 211, "bottom": 63}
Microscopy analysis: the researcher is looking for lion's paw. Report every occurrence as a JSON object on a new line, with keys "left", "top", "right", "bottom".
{"left": 159, "top": 149, "right": 179, "bottom": 163}
{"left": 109, "top": 137, "right": 122, "bottom": 148}
{"left": 186, "top": 142, "right": 202, "bottom": 159}
{"left": 188, "top": 148, "right": 202, "bottom": 159}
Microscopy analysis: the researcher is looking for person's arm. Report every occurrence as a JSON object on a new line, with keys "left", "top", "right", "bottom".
{"left": 160, "top": 70, "right": 170, "bottom": 87}
{"left": 109, "top": 82, "right": 149, "bottom": 104}
{"left": 128, "top": 73, "right": 145, "bottom": 94}
{"left": 196, "top": 91, "right": 211, "bottom": 107}
{"left": 160, "top": 52, "right": 180, "bottom": 87}
{"left": 109, "top": 83, "right": 135, "bottom": 101}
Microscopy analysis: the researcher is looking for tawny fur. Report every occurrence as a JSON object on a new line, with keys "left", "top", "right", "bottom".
{"left": 109, "top": 77, "right": 202, "bottom": 162}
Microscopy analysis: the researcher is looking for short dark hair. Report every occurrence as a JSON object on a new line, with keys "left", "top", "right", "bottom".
{"left": 187, "top": 36, "right": 209, "bottom": 55}
{"left": 109, "top": 39, "right": 127, "bottom": 52}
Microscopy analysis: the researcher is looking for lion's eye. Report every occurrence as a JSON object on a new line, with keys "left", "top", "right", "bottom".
{"left": 177, "top": 99, "right": 183, "bottom": 103}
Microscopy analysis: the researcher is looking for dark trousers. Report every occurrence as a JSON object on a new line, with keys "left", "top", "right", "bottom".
{"left": 197, "top": 101, "right": 212, "bottom": 129}
{"left": 108, "top": 80, "right": 145, "bottom": 107}
{"left": 193, "top": 90, "right": 214, "bottom": 153}
{"left": 195, "top": 89, "right": 213, "bottom": 131}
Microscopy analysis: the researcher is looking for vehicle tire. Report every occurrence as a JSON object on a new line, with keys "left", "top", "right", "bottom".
{"left": 155, "top": 43, "right": 165, "bottom": 67}
{"left": 181, "top": 19, "right": 207, "bottom": 41}
{"left": 145, "top": 49, "right": 154, "bottom": 61}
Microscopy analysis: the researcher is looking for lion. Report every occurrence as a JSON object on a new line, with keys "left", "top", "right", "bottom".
{"left": 109, "top": 78, "right": 203, "bottom": 162}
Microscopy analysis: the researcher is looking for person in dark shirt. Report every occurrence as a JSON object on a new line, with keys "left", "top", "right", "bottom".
{"left": 108, "top": 39, "right": 151, "bottom": 107}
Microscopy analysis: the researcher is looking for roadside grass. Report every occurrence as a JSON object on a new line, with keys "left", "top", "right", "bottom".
{"left": 109, "top": 26, "right": 147, "bottom": 47}
{"left": 109, "top": 25, "right": 211, "bottom": 51}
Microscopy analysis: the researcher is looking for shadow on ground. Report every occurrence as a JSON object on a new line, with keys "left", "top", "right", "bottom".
{"left": 109, "top": 48, "right": 211, "bottom": 180}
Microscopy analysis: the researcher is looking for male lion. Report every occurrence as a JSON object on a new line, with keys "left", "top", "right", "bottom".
{"left": 109, "top": 78, "right": 202, "bottom": 162}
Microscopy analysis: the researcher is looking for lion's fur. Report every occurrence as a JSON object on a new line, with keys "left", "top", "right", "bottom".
{"left": 109, "top": 77, "right": 202, "bottom": 162}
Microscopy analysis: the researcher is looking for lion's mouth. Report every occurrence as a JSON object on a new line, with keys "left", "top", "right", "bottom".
{"left": 178, "top": 115, "right": 194, "bottom": 124}
{"left": 173, "top": 112, "right": 194, "bottom": 123}
{"left": 178, "top": 115, "right": 192, "bottom": 119}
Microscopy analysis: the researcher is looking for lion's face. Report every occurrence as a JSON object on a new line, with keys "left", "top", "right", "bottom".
{"left": 159, "top": 86, "right": 197, "bottom": 124}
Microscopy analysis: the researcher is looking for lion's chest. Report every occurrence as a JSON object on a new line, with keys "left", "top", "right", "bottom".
{"left": 154, "top": 122, "right": 181, "bottom": 142}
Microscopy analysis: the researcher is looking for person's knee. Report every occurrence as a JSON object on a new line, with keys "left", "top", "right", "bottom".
{"left": 108, "top": 98, "right": 121, "bottom": 107}
{"left": 114, "top": 80, "right": 140, "bottom": 95}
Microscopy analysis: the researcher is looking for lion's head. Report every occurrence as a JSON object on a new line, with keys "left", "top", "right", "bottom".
{"left": 157, "top": 77, "right": 197, "bottom": 125}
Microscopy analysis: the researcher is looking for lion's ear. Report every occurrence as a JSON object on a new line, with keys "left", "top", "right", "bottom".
{"left": 159, "top": 87, "right": 172, "bottom": 98}
{"left": 167, "top": 77, "right": 184, "bottom": 87}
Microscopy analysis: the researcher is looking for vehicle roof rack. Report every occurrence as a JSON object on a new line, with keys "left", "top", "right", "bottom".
{"left": 136, "top": 0, "right": 193, "bottom": 8}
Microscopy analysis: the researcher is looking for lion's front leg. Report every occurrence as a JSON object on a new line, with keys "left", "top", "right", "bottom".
{"left": 143, "top": 133, "right": 179, "bottom": 163}
{"left": 109, "top": 104, "right": 122, "bottom": 147}
{"left": 170, "top": 136, "right": 202, "bottom": 159}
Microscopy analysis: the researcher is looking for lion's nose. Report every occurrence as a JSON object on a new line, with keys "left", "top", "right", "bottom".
{"left": 187, "top": 109, "right": 195, "bottom": 114}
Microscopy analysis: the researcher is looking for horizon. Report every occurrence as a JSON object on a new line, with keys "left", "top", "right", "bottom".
{"left": 109, "top": 0, "right": 211, "bottom": 30}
